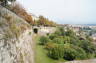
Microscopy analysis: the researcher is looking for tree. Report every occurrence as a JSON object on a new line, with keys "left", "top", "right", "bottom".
{"left": 38, "top": 16, "right": 46, "bottom": 26}
{"left": 0, "top": 0, "right": 16, "bottom": 6}
{"left": 36, "top": 15, "right": 57, "bottom": 26}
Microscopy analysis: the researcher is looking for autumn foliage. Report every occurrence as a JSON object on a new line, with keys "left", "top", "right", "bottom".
{"left": 9, "top": 2, "right": 34, "bottom": 25}
{"left": 5, "top": 2, "right": 57, "bottom": 26}
{"left": 34, "top": 16, "right": 57, "bottom": 27}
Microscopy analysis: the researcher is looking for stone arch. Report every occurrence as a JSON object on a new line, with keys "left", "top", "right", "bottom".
{"left": 33, "top": 28, "right": 38, "bottom": 34}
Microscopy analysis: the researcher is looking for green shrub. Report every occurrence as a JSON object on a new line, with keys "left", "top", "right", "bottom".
{"left": 70, "top": 37, "right": 80, "bottom": 45}
{"left": 79, "top": 40, "right": 96, "bottom": 54}
{"left": 65, "top": 29, "right": 75, "bottom": 37}
{"left": 63, "top": 48, "right": 77, "bottom": 60}
{"left": 53, "top": 36, "right": 64, "bottom": 44}
{"left": 39, "top": 36, "right": 50, "bottom": 45}
{"left": 49, "top": 34, "right": 58, "bottom": 40}
{"left": 63, "top": 36, "right": 71, "bottom": 44}
{"left": 73, "top": 46, "right": 87, "bottom": 60}
{"left": 87, "top": 53, "right": 96, "bottom": 59}
{"left": 48, "top": 44, "right": 64, "bottom": 59}
{"left": 63, "top": 44, "right": 77, "bottom": 60}
{"left": 47, "top": 43, "right": 87, "bottom": 60}
{"left": 63, "top": 44, "right": 87, "bottom": 60}
{"left": 45, "top": 42, "right": 56, "bottom": 50}
{"left": 54, "top": 30, "right": 62, "bottom": 36}
{"left": 54, "top": 27, "right": 65, "bottom": 36}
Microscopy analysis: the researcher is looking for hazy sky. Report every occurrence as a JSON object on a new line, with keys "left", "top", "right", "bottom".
{"left": 17, "top": 0, "right": 96, "bottom": 24}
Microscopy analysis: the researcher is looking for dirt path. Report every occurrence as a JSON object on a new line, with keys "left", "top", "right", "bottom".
{"left": 31, "top": 34, "right": 37, "bottom": 63}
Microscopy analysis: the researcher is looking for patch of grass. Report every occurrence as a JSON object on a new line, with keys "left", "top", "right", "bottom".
{"left": 36, "top": 44, "right": 57, "bottom": 63}
{"left": 35, "top": 35, "right": 66, "bottom": 63}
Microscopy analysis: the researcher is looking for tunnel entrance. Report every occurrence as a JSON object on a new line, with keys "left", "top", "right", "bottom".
{"left": 33, "top": 28, "right": 38, "bottom": 34}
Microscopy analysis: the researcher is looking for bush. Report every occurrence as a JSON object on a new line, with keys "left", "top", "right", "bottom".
{"left": 63, "top": 36, "right": 71, "bottom": 44}
{"left": 87, "top": 53, "right": 96, "bottom": 59}
{"left": 65, "top": 29, "right": 75, "bottom": 37}
{"left": 39, "top": 36, "right": 50, "bottom": 45}
{"left": 63, "top": 44, "right": 87, "bottom": 60}
{"left": 63, "top": 48, "right": 77, "bottom": 60}
{"left": 54, "top": 27, "right": 65, "bottom": 36}
{"left": 79, "top": 40, "right": 96, "bottom": 54}
{"left": 49, "top": 34, "right": 58, "bottom": 40}
{"left": 53, "top": 36, "right": 64, "bottom": 44}
{"left": 48, "top": 44, "right": 64, "bottom": 59}
{"left": 54, "top": 30, "right": 62, "bottom": 36}
{"left": 63, "top": 44, "right": 77, "bottom": 60}
{"left": 45, "top": 42, "right": 56, "bottom": 50}
{"left": 47, "top": 43, "right": 87, "bottom": 60}
{"left": 73, "top": 46, "right": 87, "bottom": 60}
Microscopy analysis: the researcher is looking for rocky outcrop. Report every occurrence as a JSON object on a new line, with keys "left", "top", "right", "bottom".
{"left": 0, "top": 5, "right": 34, "bottom": 63}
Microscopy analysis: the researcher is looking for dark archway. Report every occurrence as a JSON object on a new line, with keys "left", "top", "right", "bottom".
{"left": 33, "top": 28, "right": 38, "bottom": 34}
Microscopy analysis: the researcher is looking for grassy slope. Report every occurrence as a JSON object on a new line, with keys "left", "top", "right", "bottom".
{"left": 36, "top": 45, "right": 58, "bottom": 63}
{"left": 35, "top": 35, "right": 57, "bottom": 63}
{"left": 35, "top": 35, "right": 66, "bottom": 63}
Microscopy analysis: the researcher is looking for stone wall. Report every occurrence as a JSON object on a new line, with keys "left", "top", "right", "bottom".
{"left": 0, "top": 5, "right": 34, "bottom": 63}
{"left": 33, "top": 26, "right": 56, "bottom": 36}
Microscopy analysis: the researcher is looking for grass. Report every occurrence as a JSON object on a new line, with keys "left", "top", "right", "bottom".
{"left": 36, "top": 44, "right": 58, "bottom": 63}
{"left": 35, "top": 35, "right": 66, "bottom": 63}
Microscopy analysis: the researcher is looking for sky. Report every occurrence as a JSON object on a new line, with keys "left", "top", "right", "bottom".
{"left": 17, "top": 0, "right": 96, "bottom": 24}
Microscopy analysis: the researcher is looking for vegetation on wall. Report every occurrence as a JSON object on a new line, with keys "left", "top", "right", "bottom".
{"left": 8, "top": 2, "right": 34, "bottom": 25}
